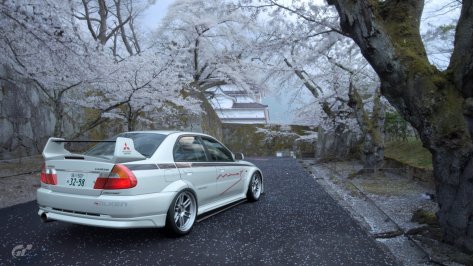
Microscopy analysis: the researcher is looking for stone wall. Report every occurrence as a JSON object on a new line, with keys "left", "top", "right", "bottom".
{"left": 0, "top": 66, "right": 55, "bottom": 158}
{"left": 315, "top": 126, "right": 361, "bottom": 161}
{"left": 384, "top": 157, "right": 434, "bottom": 184}
{"left": 220, "top": 124, "right": 317, "bottom": 157}
{"left": 0, "top": 65, "right": 122, "bottom": 159}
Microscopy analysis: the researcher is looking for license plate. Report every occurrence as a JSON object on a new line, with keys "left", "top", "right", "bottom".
{"left": 66, "top": 173, "right": 86, "bottom": 187}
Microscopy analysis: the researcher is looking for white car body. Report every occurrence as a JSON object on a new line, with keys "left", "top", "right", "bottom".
{"left": 37, "top": 131, "right": 264, "bottom": 232}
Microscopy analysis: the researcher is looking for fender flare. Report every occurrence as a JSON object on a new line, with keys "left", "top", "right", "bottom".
{"left": 244, "top": 168, "right": 264, "bottom": 194}
{"left": 161, "top": 179, "right": 199, "bottom": 205}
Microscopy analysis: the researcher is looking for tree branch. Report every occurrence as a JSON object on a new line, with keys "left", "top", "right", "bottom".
{"left": 327, "top": 0, "right": 406, "bottom": 91}
{"left": 81, "top": 0, "right": 98, "bottom": 40}
{"left": 267, "top": 0, "right": 348, "bottom": 37}
{"left": 283, "top": 58, "right": 321, "bottom": 97}
{"left": 448, "top": 1, "right": 473, "bottom": 97}
{"left": 114, "top": 0, "right": 134, "bottom": 55}
{"left": 57, "top": 81, "right": 82, "bottom": 100}
{"left": 198, "top": 79, "right": 227, "bottom": 91}
{"left": 104, "top": 15, "right": 131, "bottom": 45}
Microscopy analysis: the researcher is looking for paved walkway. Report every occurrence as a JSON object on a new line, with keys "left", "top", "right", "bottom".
{"left": 0, "top": 158, "right": 397, "bottom": 265}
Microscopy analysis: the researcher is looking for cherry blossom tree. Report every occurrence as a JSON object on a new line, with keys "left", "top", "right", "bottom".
{"left": 155, "top": 0, "right": 267, "bottom": 101}
{"left": 148, "top": 0, "right": 271, "bottom": 137}
{"left": 0, "top": 0, "right": 195, "bottom": 141}
{"left": 327, "top": 0, "right": 473, "bottom": 251}
{"left": 0, "top": 0, "right": 110, "bottom": 137}
{"left": 241, "top": 0, "right": 386, "bottom": 168}
{"left": 70, "top": 48, "right": 195, "bottom": 136}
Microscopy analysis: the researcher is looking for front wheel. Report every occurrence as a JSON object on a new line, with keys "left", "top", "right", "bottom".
{"left": 247, "top": 172, "right": 262, "bottom": 202}
{"left": 165, "top": 190, "right": 197, "bottom": 236}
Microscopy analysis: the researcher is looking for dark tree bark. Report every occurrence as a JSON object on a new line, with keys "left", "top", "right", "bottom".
{"left": 327, "top": 0, "right": 473, "bottom": 252}
{"left": 125, "top": 102, "right": 144, "bottom": 131}
{"left": 114, "top": 0, "right": 134, "bottom": 56}
{"left": 97, "top": 0, "right": 108, "bottom": 45}
{"left": 348, "top": 84, "right": 385, "bottom": 171}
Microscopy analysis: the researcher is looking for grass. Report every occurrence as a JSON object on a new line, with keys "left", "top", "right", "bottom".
{"left": 360, "top": 177, "right": 414, "bottom": 196}
{"left": 385, "top": 139, "right": 433, "bottom": 170}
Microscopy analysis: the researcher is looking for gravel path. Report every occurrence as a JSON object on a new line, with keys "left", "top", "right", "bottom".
{"left": 0, "top": 157, "right": 397, "bottom": 265}
{"left": 0, "top": 155, "right": 41, "bottom": 208}
{"left": 0, "top": 173, "right": 39, "bottom": 208}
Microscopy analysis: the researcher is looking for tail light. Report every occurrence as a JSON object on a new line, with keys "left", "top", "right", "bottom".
{"left": 94, "top": 164, "right": 137, "bottom": 190}
{"left": 40, "top": 163, "right": 57, "bottom": 185}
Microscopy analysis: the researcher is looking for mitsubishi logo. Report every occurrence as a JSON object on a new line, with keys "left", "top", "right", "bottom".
{"left": 123, "top": 143, "right": 131, "bottom": 151}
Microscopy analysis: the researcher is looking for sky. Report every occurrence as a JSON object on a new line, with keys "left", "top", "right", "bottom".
{"left": 140, "top": 0, "right": 461, "bottom": 125}
{"left": 140, "top": 0, "right": 175, "bottom": 30}
{"left": 422, "top": 0, "right": 460, "bottom": 25}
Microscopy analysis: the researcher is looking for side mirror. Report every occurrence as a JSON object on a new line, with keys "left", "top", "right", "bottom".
{"left": 234, "top": 153, "right": 245, "bottom": 161}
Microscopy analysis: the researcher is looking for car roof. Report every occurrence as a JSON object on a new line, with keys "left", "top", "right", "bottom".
{"left": 124, "top": 130, "right": 178, "bottom": 135}
{"left": 124, "top": 130, "right": 212, "bottom": 137}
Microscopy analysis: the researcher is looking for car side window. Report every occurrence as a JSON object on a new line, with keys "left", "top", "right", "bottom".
{"left": 174, "top": 136, "right": 208, "bottom": 162}
{"left": 201, "top": 137, "right": 233, "bottom": 162}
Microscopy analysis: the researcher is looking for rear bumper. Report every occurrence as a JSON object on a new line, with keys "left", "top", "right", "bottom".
{"left": 37, "top": 188, "right": 175, "bottom": 228}
{"left": 38, "top": 209, "right": 167, "bottom": 228}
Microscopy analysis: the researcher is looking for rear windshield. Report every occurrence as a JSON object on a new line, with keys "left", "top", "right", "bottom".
{"left": 84, "top": 133, "right": 167, "bottom": 158}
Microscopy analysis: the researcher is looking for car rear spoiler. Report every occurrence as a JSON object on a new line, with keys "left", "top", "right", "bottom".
{"left": 42, "top": 137, "right": 146, "bottom": 163}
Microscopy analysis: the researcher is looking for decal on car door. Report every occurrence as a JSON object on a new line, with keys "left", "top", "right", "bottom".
{"left": 218, "top": 170, "right": 245, "bottom": 196}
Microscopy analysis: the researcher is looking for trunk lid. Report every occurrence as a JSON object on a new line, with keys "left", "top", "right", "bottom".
{"left": 41, "top": 137, "right": 147, "bottom": 195}
{"left": 45, "top": 157, "right": 114, "bottom": 196}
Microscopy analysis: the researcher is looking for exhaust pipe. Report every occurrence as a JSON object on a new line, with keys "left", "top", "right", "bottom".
{"left": 40, "top": 213, "right": 55, "bottom": 223}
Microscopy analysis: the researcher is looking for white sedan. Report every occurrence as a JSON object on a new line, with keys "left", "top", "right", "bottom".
{"left": 37, "top": 131, "right": 264, "bottom": 235}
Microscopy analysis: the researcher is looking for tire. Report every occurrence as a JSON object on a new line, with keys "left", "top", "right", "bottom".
{"left": 247, "top": 172, "right": 262, "bottom": 202}
{"left": 165, "top": 190, "right": 197, "bottom": 236}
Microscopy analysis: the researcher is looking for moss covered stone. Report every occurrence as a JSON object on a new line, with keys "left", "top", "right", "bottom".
{"left": 221, "top": 124, "right": 316, "bottom": 157}
{"left": 412, "top": 209, "right": 438, "bottom": 226}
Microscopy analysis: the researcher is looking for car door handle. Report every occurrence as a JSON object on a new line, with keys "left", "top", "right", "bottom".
{"left": 183, "top": 170, "right": 193, "bottom": 175}
{"left": 218, "top": 168, "right": 225, "bottom": 172}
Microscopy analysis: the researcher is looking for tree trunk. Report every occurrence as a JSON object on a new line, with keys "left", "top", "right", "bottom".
{"left": 187, "top": 83, "right": 223, "bottom": 140}
{"left": 53, "top": 101, "right": 64, "bottom": 137}
{"left": 327, "top": 0, "right": 473, "bottom": 252}
{"left": 433, "top": 148, "right": 473, "bottom": 250}
{"left": 367, "top": 98, "right": 385, "bottom": 171}
{"left": 114, "top": 0, "right": 134, "bottom": 56}
{"left": 284, "top": 57, "right": 385, "bottom": 168}
{"left": 97, "top": 0, "right": 108, "bottom": 45}
{"left": 126, "top": 102, "right": 134, "bottom": 131}
{"left": 348, "top": 85, "right": 385, "bottom": 171}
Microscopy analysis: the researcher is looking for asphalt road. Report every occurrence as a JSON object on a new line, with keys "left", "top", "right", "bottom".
{"left": 0, "top": 158, "right": 397, "bottom": 265}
